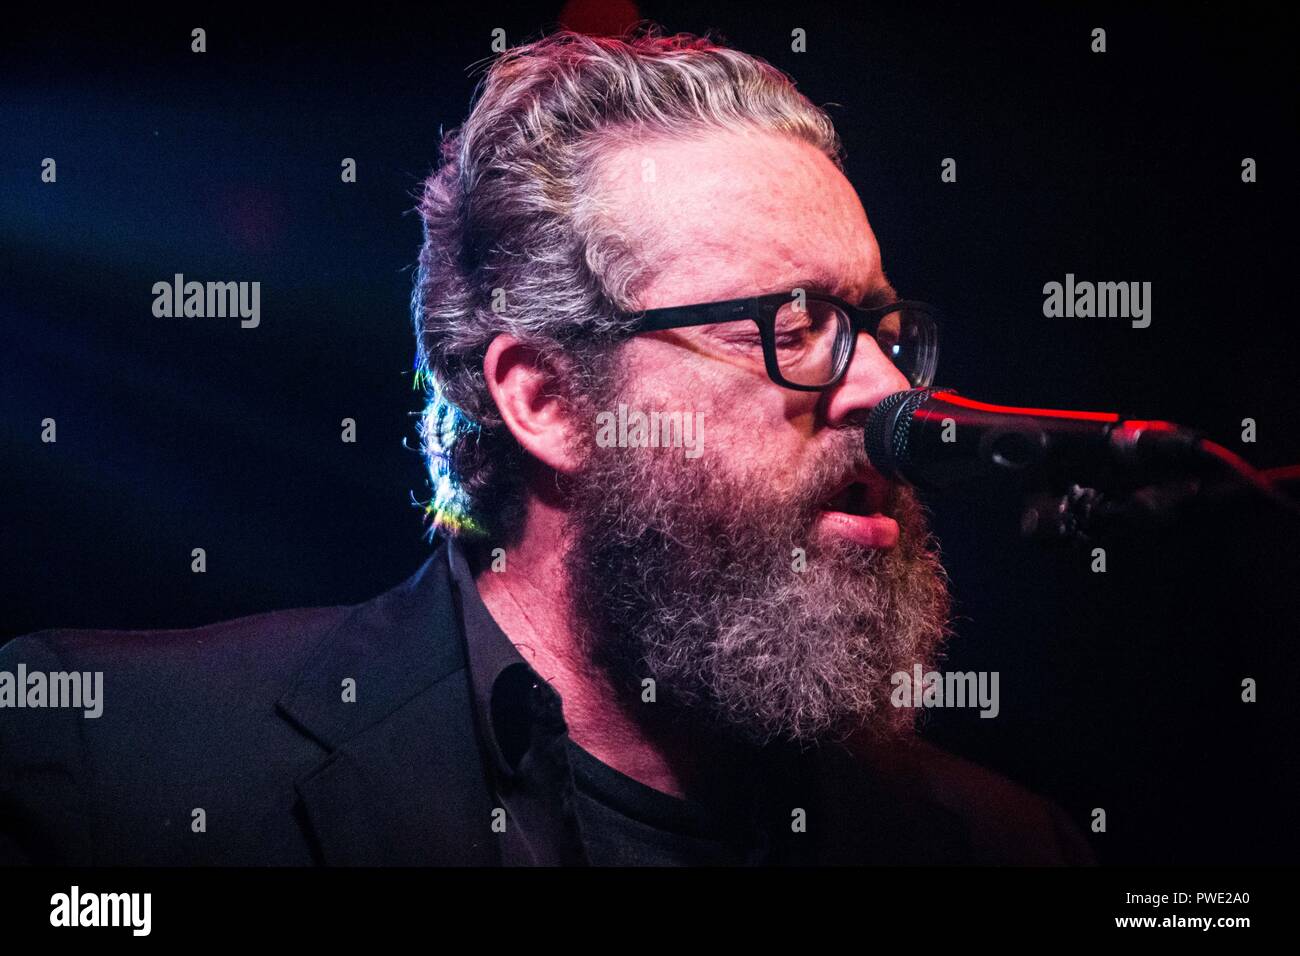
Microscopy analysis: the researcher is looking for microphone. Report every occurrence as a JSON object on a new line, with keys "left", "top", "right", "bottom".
{"left": 864, "top": 387, "right": 1205, "bottom": 491}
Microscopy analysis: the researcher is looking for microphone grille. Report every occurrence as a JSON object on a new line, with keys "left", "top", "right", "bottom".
{"left": 864, "top": 387, "right": 947, "bottom": 479}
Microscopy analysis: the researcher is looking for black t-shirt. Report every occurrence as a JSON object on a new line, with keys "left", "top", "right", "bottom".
{"left": 565, "top": 738, "right": 757, "bottom": 866}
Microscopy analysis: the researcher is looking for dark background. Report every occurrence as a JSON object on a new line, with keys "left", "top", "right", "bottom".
{"left": 2, "top": 2, "right": 1296, "bottom": 864}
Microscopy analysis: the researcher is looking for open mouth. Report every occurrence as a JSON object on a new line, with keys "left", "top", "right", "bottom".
{"left": 822, "top": 480, "right": 885, "bottom": 517}
{"left": 817, "top": 476, "right": 900, "bottom": 549}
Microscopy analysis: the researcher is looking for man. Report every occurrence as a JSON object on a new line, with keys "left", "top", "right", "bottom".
{"left": 0, "top": 31, "right": 1091, "bottom": 865}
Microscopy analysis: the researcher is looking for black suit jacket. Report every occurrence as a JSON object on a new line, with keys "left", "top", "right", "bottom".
{"left": 0, "top": 541, "right": 1094, "bottom": 865}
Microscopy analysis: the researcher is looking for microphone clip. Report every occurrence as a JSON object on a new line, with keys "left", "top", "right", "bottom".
{"left": 1020, "top": 478, "right": 1206, "bottom": 544}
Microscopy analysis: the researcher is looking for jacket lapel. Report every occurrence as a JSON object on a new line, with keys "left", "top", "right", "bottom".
{"left": 275, "top": 541, "right": 500, "bottom": 865}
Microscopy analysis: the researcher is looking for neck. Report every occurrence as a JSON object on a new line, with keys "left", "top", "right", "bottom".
{"left": 471, "top": 496, "right": 729, "bottom": 800}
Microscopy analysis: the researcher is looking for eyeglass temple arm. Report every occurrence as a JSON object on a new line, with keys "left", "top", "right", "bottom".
{"left": 625, "top": 298, "right": 765, "bottom": 333}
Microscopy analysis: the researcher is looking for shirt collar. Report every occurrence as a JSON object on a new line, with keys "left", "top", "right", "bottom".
{"left": 446, "top": 537, "right": 565, "bottom": 782}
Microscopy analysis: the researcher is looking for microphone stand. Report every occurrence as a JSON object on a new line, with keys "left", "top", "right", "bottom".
{"left": 1018, "top": 452, "right": 1300, "bottom": 545}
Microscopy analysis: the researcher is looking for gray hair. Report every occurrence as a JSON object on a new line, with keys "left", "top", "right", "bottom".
{"left": 412, "top": 28, "right": 842, "bottom": 542}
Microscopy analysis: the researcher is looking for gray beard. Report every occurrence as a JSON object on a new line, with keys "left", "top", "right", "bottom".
{"left": 563, "top": 422, "right": 952, "bottom": 748}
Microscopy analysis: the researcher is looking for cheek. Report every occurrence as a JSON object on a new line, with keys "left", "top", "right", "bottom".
{"left": 621, "top": 343, "right": 819, "bottom": 485}
{"left": 707, "top": 384, "right": 827, "bottom": 497}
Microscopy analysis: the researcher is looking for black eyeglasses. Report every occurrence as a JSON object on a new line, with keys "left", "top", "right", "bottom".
{"left": 620, "top": 291, "right": 940, "bottom": 391}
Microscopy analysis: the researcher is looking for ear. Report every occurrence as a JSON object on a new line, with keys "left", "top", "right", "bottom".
{"left": 482, "top": 333, "right": 586, "bottom": 476}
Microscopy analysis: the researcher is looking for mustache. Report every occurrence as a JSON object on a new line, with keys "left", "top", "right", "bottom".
{"left": 796, "top": 428, "right": 898, "bottom": 516}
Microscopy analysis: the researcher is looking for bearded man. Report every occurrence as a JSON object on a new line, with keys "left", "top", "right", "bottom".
{"left": 0, "top": 31, "right": 1091, "bottom": 866}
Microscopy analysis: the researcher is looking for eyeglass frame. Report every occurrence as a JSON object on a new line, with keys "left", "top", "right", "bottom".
{"left": 616, "top": 291, "right": 940, "bottom": 392}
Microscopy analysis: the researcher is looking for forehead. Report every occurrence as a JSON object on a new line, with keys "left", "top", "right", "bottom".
{"left": 593, "top": 129, "right": 886, "bottom": 308}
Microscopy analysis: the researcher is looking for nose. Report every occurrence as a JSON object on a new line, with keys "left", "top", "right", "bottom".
{"left": 822, "top": 330, "right": 911, "bottom": 427}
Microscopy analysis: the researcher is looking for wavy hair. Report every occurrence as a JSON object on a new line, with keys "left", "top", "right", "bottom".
{"left": 412, "top": 28, "right": 841, "bottom": 543}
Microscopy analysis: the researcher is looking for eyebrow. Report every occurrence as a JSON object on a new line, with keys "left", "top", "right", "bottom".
{"left": 860, "top": 282, "right": 899, "bottom": 308}
{"left": 779, "top": 276, "right": 899, "bottom": 307}
{"left": 780, "top": 274, "right": 851, "bottom": 298}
